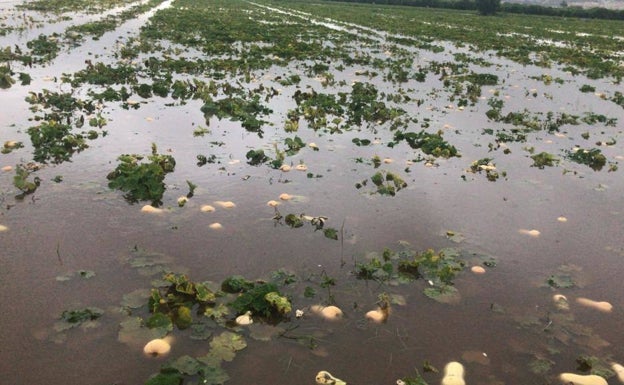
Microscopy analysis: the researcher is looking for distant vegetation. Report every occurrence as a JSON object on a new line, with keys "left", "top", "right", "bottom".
{"left": 320, "top": 0, "right": 624, "bottom": 19}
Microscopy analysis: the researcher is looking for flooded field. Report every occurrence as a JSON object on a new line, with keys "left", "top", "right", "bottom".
{"left": 1, "top": 0, "right": 623, "bottom": 384}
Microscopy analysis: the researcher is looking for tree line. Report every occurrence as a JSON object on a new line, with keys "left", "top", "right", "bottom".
{"left": 320, "top": 0, "right": 624, "bottom": 20}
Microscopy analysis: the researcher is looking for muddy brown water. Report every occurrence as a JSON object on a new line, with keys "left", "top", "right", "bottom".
{"left": 1, "top": 1, "right": 624, "bottom": 385}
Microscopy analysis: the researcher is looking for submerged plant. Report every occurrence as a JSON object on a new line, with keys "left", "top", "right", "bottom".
{"left": 566, "top": 147, "right": 607, "bottom": 171}
{"left": 530, "top": 152, "right": 559, "bottom": 169}
{"left": 393, "top": 130, "right": 460, "bottom": 158}
{"left": 13, "top": 165, "right": 40, "bottom": 197}
{"left": 107, "top": 143, "right": 176, "bottom": 206}
{"left": 468, "top": 158, "right": 501, "bottom": 181}
{"left": 398, "top": 248, "right": 465, "bottom": 284}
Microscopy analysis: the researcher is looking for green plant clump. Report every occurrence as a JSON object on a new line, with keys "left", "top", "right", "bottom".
{"left": 398, "top": 248, "right": 465, "bottom": 284}
{"left": 567, "top": 148, "right": 607, "bottom": 171}
{"left": 370, "top": 170, "right": 407, "bottom": 196}
{"left": 107, "top": 143, "right": 176, "bottom": 206}
{"left": 148, "top": 272, "right": 216, "bottom": 330}
{"left": 394, "top": 130, "right": 460, "bottom": 158}
{"left": 13, "top": 165, "right": 40, "bottom": 197}
{"left": 530, "top": 152, "right": 559, "bottom": 169}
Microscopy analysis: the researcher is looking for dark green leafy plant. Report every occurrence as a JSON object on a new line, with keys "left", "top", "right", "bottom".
{"left": 284, "top": 214, "right": 304, "bottom": 228}
{"left": 368, "top": 170, "right": 407, "bottom": 196}
{"left": 355, "top": 256, "right": 394, "bottom": 281}
{"left": 13, "top": 165, "right": 40, "bottom": 196}
{"left": 398, "top": 248, "right": 465, "bottom": 285}
{"left": 284, "top": 136, "right": 305, "bottom": 156}
{"left": 468, "top": 158, "right": 501, "bottom": 181}
{"left": 107, "top": 143, "right": 176, "bottom": 206}
{"left": 229, "top": 281, "right": 291, "bottom": 320}
{"left": 245, "top": 149, "right": 269, "bottom": 166}
{"left": 530, "top": 152, "right": 559, "bottom": 169}
{"left": 566, "top": 147, "right": 607, "bottom": 171}
{"left": 0, "top": 65, "right": 15, "bottom": 88}
{"left": 394, "top": 130, "right": 459, "bottom": 158}
{"left": 200, "top": 95, "right": 272, "bottom": 136}
{"left": 148, "top": 273, "right": 216, "bottom": 330}
{"left": 60, "top": 307, "right": 104, "bottom": 326}
{"left": 221, "top": 276, "right": 255, "bottom": 293}
{"left": 27, "top": 121, "right": 89, "bottom": 164}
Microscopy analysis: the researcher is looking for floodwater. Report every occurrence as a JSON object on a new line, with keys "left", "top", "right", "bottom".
{"left": 1, "top": 1, "right": 624, "bottom": 384}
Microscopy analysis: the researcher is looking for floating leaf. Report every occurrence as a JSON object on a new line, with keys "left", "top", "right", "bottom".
{"left": 285, "top": 214, "right": 304, "bottom": 228}
{"left": 60, "top": 307, "right": 103, "bottom": 325}
{"left": 175, "top": 306, "right": 193, "bottom": 329}
{"left": 190, "top": 318, "right": 217, "bottom": 340}
{"left": 248, "top": 323, "right": 285, "bottom": 341}
{"left": 146, "top": 313, "right": 173, "bottom": 333}
{"left": 195, "top": 282, "right": 216, "bottom": 303}
{"left": 445, "top": 230, "right": 465, "bottom": 243}
{"left": 221, "top": 275, "right": 255, "bottom": 293}
{"left": 264, "top": 292, "right": 292, "bottom": 315}
{"left": 118, "top": 317, "right": 164, "bottom": 346}
{"left": 165, "top": 355, "right": 203, "bottom": 376}
{"left": 304, "top": 286, "right": 316, "bottom": 298}
{"left": 546, "top": 274, "right": 575, "bottom": 289}
{"left": 56, "top": 270, "right": 95, "bottom": 281}
{"left": 423, "top": 285, "right": 460, "bottom": 304}
{"left": 323, "top": 228, "right": 339, "bottom": 240}
{"left": 193, "top": 356, "right": 230, "bottom": 385}
{"left": 127, "top": 248, "right": 173, "bottom": 276}
{"left": 399, "top": 372, "right": 429, "bottom": 385}
{"left": 145, "top": 372, "right": 183, "bottom": 385}
{"left": 529, "top": 357, "right": 554, "bottom": 374}
{"left": 209, "top": 332, "right": 247, "bottom": 362}
{"left": 204, "top": 303, "right": 230, "bottom": 321}
{"left": 121, "top": 289, "right": 150, "bottom": 309}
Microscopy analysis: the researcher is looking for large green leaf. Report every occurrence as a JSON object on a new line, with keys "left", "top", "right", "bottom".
{"left": 146, "top": 313, "right": 173, "bottom": 333}
{"left": 209, "top": 332, "right": 247, "bottom": 362}
{"left": 144, "top": 371, "right": 183, "bottom": 385}
{"left": 122, "top": 289, "right": 151, "bottom": 309}
{"left": 423, "top": 286, "right": 461, "bottom": 304}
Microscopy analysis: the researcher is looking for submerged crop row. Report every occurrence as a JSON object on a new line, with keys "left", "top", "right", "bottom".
{"left": 3, "top": 0, "right": 621, "bottom": 206}
{"left": 269, "top": 0, "right": 624, "bottom": 81}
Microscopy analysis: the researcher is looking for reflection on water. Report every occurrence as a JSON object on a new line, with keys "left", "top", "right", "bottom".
{"left": 1, "top": 0, "right": 623, "bottom": 384}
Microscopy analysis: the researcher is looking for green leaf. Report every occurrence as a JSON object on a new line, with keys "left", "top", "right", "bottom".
{"left": 196, "top": 361, "right": 230, "bottom": 385}
{"left": 399, "top": 373, "right": 429, "bottom": 385}
{"left": 209, "top": 331, "right": 247, "bottom": 362}
{"left": 195, "top": 282, "right": 216, "bottom": 302}
{"left": 166, "top": 355, "right": 203, "bottom": 375}
{"left": 304, "top": 286, "right": 316, "bottom": 298}
{"left": 60, "top": 307, "right": 103, "bottom": 324}
{"left": 285, "top": 214, "right": 303, "bottom": 228}
{"left": 323, "top": 228, "right": 339, "bottom": 240}
{"left": 146, "top": 313, "right": 173, "bottom": 333}
{"left": 547, "top": 274, "right": 575, "bottom": 289}
{"left": 145, "top": 372, "right": 183, "bottom": 385}
{"left": 175, "top": 306, "right": 193, "bottom": 329}
{"left": 190, "top": 318, "right": 216, "bottom": 340}
{"left": 164, "top": 273, "right": 195, "bottom": 295}
{"left": 221, "top": 275, "right": 254, "bottom": 293}
{"left": 56, "top": 270, "right": 95, "bottom": 281}
{"left": 423, "top": 286, "right": 460, "bottom": 304}
{"left": 204, "top": 303, "right": 230, "bottom": 321}
{"left": 118, "top": 317, "right": 164, "bottom": 346}
{"left": 529, "top": 357, "right": 554, "bottom": 374}
{"left": 122, "top": 289, "right": 150, "bottom": 309}
{"left": 264, "top": 292, "right": 292, "bottom": 315}
{"left": 248, "top": 323, "right": 285, "bottom": 341}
